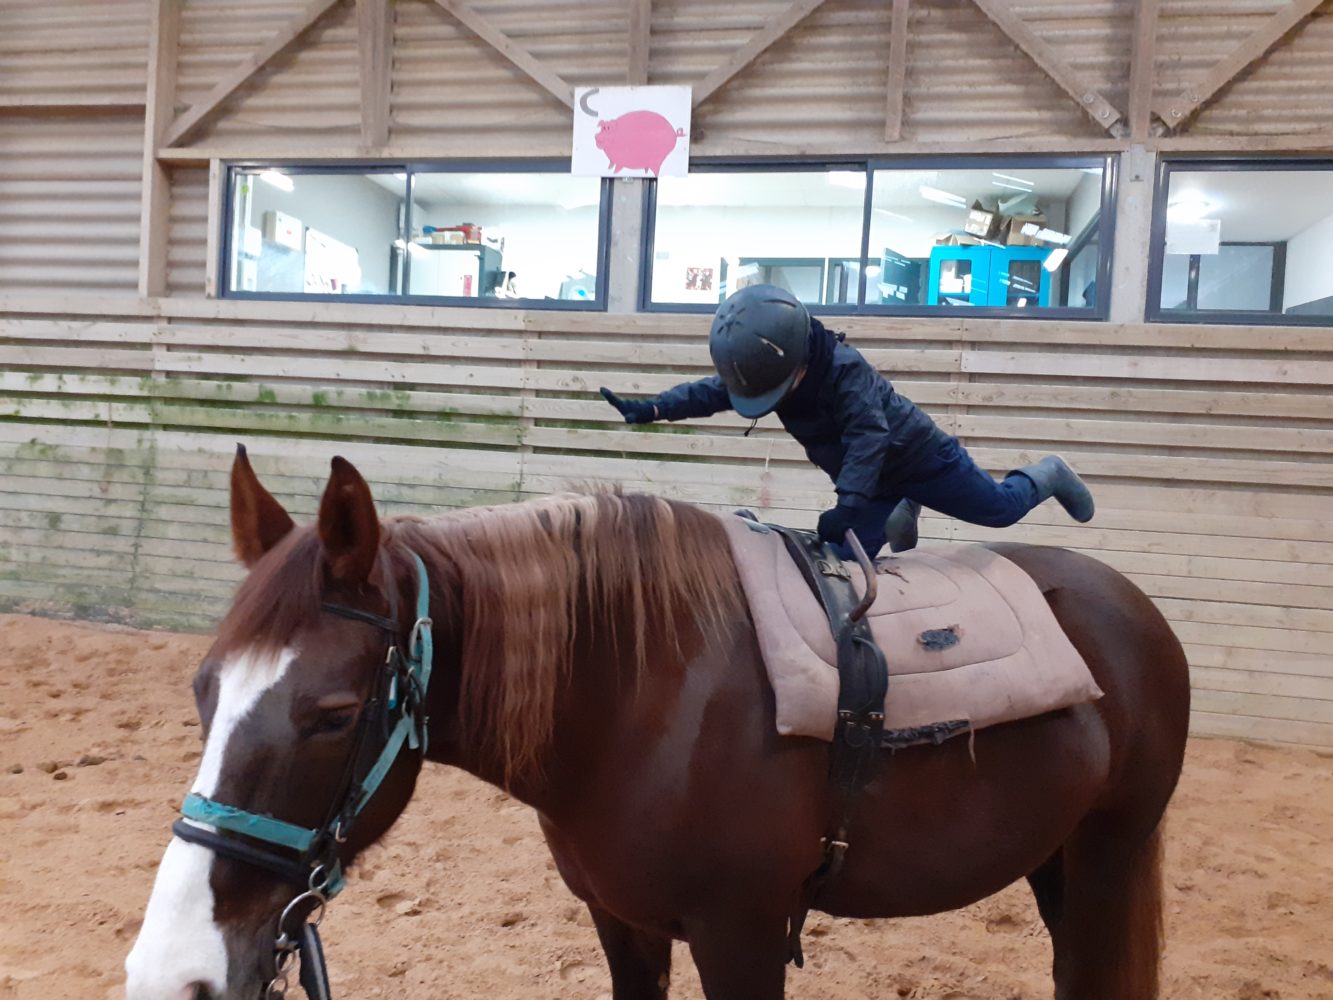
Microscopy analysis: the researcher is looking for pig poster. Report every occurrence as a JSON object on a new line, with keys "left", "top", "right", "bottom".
{"left": 571, "top": 86, "right": 692, "bottom": 179}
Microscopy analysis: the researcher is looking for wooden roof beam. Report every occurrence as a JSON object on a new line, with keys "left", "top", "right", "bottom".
{"left": 693, "top": 0, "right": 832, "bottom": 107}
{"left": 1156, "top": 0, "right": 1326, "bottom": 129}
{"left": 161, "top": 0, "right": 342, "bottom": 148}
{"left": 967, "top": 0, "right": 1122, "bottom": 132}
{"left": 427, "top": 0, "right": 574, "bottom": 109}
{"left": 884, "top": 0, "right": 911, "bottom": 141}
{"left": 628, "top": 0, "right": 651, "bottom": 85}
{"left": 1127, "top": 0, "right": 1161, "bottom": 139}
{"left": 139, "top": 0, "right": 180, "bottom": 297}
{"left": 358, "top": 0, "right": 392, "bottom": 148}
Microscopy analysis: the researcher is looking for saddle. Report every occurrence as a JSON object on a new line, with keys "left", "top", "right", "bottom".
{"left": 720, "top": 514, "right": 1102, "bottom": 744}
{"left": 721, "top": 512, "right": 1103, "bottom": 967}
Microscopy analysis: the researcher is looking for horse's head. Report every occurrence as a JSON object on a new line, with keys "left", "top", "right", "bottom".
{"left": 125, "top": 448, "right": 427, "bottom": 1000}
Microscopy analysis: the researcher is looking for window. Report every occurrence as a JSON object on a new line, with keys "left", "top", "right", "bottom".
{"left": 223, "top": 165, "right": 610, "bottom": 308}
{"left": 1149, "top": 159, "right": 1333, "bottom": 325}
{"left": 643, "top": 158, "right": 1114, "bottom": 317}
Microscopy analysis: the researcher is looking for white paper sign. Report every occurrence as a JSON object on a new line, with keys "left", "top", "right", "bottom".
{"left": 571, "top": 86, "right": 691, "bottom": 178}
{"left": 1166, "top": 218, "right": 1221, "bottom": 255}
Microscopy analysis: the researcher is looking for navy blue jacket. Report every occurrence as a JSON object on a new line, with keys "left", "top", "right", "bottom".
{"left": 652, "top": 322, "right": 948, "bottom": 507}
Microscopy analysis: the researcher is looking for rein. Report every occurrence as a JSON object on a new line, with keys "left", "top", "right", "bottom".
{"left": 171, "top": 550, "right": 434, "bottom": 999}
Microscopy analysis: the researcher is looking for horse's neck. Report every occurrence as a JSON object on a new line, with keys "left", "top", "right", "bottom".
{"left": 425, "top": 608, "right": 685, "bottom": 816}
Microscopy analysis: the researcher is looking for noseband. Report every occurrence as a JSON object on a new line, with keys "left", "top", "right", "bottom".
{"left": 170, "top": 550, "right": 434, "bottom": 998}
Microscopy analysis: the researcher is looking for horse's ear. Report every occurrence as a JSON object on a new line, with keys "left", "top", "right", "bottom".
{"left": 318, "top": 456, "right": 380, "bottom": 584}
{"left": 230, "top": 443, "right": 295, "bottom": 568}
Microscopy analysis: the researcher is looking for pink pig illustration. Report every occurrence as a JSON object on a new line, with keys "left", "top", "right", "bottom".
{"left": 594, "top": 110, "right": 687, "bottom": 176}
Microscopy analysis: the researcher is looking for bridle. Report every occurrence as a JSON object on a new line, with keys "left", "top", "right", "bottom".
{"left": 170, "top": 551, "right": 434, "bottom": 998}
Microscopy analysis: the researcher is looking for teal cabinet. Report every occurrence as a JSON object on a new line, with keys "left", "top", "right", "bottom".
{"left": 927, "top": 246, "right": 1052, "bottom": 307}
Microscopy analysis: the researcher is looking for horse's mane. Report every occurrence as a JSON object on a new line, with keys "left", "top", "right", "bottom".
{"left": 216, "top": 490, "right": 742, "bottom": 783}
{"left": 387, "top": 491, "right": 742, "bottom": 781}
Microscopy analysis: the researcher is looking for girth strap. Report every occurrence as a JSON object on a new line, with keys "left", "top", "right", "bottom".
{"left": 769, "top": 525, "right": 889, "bottom": 968}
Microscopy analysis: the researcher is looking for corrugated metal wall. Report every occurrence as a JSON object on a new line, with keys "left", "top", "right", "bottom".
{"left": 0, "top": 0, "right": 147, "bottom": 107}
{"left": 180, "top": 0, "right": 362, "bottom": 145}
{"left": 1184, "top": 0, "right": 1333, "bottom": 136}
{"left": 391, "top": 0, "right": 626, "bottom": 151}
{"left": 0, "top": 116, "right": 143, "bottom": 295}
{"left": 166, "top": 167, "right": 209, "bottom": 297}
{"left": 159, "top": 0, "right": 1333, "bottom": 154}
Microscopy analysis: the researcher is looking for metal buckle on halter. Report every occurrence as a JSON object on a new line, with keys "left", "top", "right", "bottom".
{"left": 408, "top": 616, "right": 432, "bottom": 660}
{"left": 267, "top": 868, "right": 331, "bottom": 998}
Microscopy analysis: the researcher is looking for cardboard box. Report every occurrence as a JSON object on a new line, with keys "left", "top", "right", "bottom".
{"left": 1003, "top": 214, "right": 1047, "bottom": 247}
{"left": 940, "top": 232, "right": 985, "bottom": 247}
{"left": 964, "top": 201, "right": 998, "bottom": 239}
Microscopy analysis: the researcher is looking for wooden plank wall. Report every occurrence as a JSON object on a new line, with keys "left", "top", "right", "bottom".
{"left": 3, "top": 0, "right": 1333, "bottom": 750}
{"left": 1, "top": 297, "right": 1330, "bottom": 746}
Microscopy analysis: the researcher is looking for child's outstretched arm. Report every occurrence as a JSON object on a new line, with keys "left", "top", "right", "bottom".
{"left": 599, "top": 377, "right": 732, "bottom": 424}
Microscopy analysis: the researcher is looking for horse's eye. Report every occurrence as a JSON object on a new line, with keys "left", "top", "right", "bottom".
{"left": 306, "top": 710, "right": 357, "bottom": 740}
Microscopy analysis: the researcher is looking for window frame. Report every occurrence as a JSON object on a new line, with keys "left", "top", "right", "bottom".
{"left": 219, "top": 160, "right": 614, "bottom": 311}
{"left": 639, "top": 154, "right": 1117, "bottom": 320}
{"left": 1147, "top": 156, "right": 1333, "bottom": 327}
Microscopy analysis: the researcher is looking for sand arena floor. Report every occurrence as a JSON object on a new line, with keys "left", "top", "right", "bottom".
{"left": 0, "top": 612, "right": 1329, "bottom": 999}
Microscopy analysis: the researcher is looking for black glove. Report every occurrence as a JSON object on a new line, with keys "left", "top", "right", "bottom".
{"left": 600, "top": 387, "right": 658, "bottom": 424}
{"left": 817, "top": 502, "right": 885, "bottom": 557}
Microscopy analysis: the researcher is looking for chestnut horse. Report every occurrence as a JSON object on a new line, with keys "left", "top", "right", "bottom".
{"left": 125, "top": 449, "right": 1189, "bottom": 1000}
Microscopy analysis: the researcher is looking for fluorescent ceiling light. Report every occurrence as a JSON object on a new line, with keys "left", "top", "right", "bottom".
{"left": 259, "top": 169, "right": 294, "bottom": 192}
{"left": 1043, "top": 248, "right": 1069, "bottom": 272}
{"left": 991, "top": 172, "right": 1034, "bottom": 189}
{"left": 873, "top": 208, "right": 914, "bottom": 222}
{"left": 827, "top": 171, "right": 866, "bottom": 189}
{"left": 919, "top": 185, "right": 967, "bottom": 208}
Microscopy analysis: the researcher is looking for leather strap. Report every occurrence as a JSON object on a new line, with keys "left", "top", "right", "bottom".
{"left": 768, "top": 525, "right": 888, "bottom": 967}
{"left": 299, "top": 923, "right": 334, "bottom": 1000}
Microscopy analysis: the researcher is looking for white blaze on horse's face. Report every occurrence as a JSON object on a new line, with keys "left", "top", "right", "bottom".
{"left": 125, "top": 646, "right": 295, "bottom": 1000}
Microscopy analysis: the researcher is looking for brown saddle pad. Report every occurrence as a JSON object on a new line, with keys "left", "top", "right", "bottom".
{"left": 719, "top": 515, "right": 1103, "bottom": 742}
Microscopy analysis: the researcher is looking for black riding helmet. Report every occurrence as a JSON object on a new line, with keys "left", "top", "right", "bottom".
{"left": 708, "top": 284, "right": 812, "bottom": 419}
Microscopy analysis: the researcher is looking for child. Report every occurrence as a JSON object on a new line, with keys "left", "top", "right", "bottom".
{"left": 600, "top": 284, "right": 1094, "bottom": 560}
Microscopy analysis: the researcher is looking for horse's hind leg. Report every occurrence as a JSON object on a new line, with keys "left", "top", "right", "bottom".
{"left": 590, "top": 907, "right": 673, "bottom": 1000}
{"left": 1026, "top": 850, "right": 1064, "bottom": 936}
{"left": 1046, "top": 818, "right": 1165, "bottom": 1000}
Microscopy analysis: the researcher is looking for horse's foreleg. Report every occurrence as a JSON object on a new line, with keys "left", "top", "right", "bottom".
{"left": 590, "top": 907, "right": 673, "bottom": 1000}
{"left": 685, "top": 911, "right": 789, "bottom": 1000}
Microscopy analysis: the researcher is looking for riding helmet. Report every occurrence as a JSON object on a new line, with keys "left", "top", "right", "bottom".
{"left": 708, "top": 284, "right": 812, "bottom": 418}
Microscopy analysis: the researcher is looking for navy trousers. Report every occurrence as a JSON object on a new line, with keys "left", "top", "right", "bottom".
{"left": 831, "top": 437, "right": 1040, "bottom": 560}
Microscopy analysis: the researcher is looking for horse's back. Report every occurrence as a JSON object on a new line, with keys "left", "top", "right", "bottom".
{"left": 984, "top": 542, "right": 1191, "bottom": 805}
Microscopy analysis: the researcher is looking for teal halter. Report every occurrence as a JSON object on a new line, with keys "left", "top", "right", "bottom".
{"left": 172, "top": 551, "right": 434, "bottom": 899}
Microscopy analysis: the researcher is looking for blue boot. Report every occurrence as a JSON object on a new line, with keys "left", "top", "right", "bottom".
{"left": 1012, "top": 456, "right": 1095, "bottom": 523}
{"left": 885, "top": 499, "right": 921, "bottom": 552}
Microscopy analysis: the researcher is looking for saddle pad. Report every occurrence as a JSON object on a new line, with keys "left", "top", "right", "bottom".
{"left": 719, "top": 515, "right": 1103, "bottom": 742}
